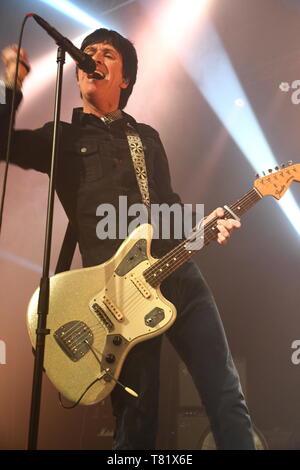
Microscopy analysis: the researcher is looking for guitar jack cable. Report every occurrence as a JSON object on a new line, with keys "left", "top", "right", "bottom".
{"left": 58, "top": 340, "right": 138, "bottom": 409}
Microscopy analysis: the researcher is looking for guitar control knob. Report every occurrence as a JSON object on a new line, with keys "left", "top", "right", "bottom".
{"left": 113, "top": 335, "right": 122, "bottom": 346}
{"left": 105, "top": 353, "right": 116, "bottom": 363}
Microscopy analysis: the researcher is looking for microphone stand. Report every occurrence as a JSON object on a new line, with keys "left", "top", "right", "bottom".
{"left": 27, "top": 46, "right": 65, "bottom": 450}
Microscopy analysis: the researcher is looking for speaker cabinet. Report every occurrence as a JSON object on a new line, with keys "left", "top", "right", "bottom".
{"left": 177, "top": 408, "right": 209, "bottom": 450}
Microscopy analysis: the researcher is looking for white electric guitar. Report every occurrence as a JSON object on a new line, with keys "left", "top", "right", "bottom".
{"left": 26, "top": 163, "right": 300, "bottom": 405}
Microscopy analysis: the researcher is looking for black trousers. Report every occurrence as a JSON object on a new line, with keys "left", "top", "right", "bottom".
{"left": 111, "top": 259, "right": 255, "bottom": 450}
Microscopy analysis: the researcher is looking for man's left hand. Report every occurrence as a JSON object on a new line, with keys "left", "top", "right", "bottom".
{"left": 205, "top": 207, "right": 241, "bottom": 246}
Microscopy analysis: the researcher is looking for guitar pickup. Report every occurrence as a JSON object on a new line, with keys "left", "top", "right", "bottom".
{"left": 130, "top": 274, "right": 151, "bottom": 299}
{"left": 102, "top": 295, "right": 124, "bottom": 322}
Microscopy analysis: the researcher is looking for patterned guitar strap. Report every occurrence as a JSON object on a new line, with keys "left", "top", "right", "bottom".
{"left": 101, "top": 110, "right": 151, "bottom": 208}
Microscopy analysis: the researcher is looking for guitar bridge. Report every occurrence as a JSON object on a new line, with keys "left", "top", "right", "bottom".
{"left": 91, "top": 302, "right": 114, "bottom": 332}
{"left": 54, "top": 321, "right": 93, "bottom": 362}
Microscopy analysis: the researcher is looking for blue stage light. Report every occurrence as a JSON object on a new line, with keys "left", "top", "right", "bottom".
{"left": 181, "top": 20, "right": 300, "bottom": 236}
{"left": 38, "top": 0, "right": 103, "bottom": 29}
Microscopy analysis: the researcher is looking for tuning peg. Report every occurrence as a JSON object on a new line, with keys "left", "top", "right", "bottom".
{"left": 262, "top": 171, "right": 266, "bottom": 176}
{"left": 287, "top": 160, "right": 293, "bottom": 166}
{"left": 281, "top": 163, "right": 285, "bottom": 169}
{"left": 275, "top": 166, "right": 279, "bottom": 171}
{"left": 256, "top": 173, "right": 260, "bottom": 178}
{"left": 268, "top": 169, "right": 273, "bottom": 173}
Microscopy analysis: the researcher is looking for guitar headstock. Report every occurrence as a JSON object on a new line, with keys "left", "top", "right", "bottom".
{"left": 254, "top": 162, "right": 300, "bottom": 199}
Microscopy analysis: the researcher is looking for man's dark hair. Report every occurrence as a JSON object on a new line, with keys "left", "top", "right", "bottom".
{"left": 78, "top": 28, "right": 138, "bottom": 109}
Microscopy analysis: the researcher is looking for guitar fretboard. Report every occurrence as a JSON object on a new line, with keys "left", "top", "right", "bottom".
{"left": 143, "top": 188, "right": 262, "bottom": 287}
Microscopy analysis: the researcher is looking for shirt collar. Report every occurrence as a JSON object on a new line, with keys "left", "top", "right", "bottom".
{"left": 72, "top": 107, "right": 137, "bottom": 128}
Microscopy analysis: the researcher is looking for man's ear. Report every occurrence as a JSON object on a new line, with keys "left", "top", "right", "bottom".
{"left": 120, "top": 77, "right": 129, "bottom": 89}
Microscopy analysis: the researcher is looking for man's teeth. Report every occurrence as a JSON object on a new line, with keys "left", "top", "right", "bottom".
{"left": 93, "top": 72, "right": 105, "bottom": 80}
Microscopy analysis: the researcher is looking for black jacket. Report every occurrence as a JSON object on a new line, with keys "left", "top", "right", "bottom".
{"left": 0, "top": 87, "right": 187, "bottom": 266}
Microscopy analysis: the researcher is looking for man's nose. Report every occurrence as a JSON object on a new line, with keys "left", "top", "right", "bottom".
{"left": 93, "top": 52, "right": 104, "bottom": 63}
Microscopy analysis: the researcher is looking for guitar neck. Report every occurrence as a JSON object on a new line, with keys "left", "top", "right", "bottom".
{"left": 143, "top": 188, "right": 262, "bottom": 287}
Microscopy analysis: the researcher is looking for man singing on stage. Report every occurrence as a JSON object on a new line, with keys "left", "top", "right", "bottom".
{"left": 0, "top": 28, "right": 255, "bottom": 449}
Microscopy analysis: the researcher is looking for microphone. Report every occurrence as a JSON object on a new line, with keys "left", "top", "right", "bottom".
{"left": 27, "top": 13, "right": 97, "bottom": 75}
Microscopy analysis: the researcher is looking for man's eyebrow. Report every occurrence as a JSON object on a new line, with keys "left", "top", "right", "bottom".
{"left": 84, "top": 45, "right": 118, "bottom": 55}
{"left": 102, "top": 47, "right": 117, "bottom": 54}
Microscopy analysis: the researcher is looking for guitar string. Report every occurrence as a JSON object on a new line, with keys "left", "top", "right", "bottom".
{"left": 61, "top": 289, "right": 148, "bottom": 350}
{"left": 150, "top": 168, "right": 297, "bottom": 279}
{"left": 144, "top": 189, "right": 258, "bottom": 277}
{"left": 53, "top": 190, "right": 260, "bottom": 348}
{"left": 145, "top": 218, "right": 249, "bottom": 286}
{"left": 53, "top": 189, "right": 261, "bottom": 349}
{"left": 63, "top": 190, "right": 258, "bottom": 350}
{"left": 144, "top": 201, "right": 257, "bottom": 286}
{"left": 60, "top": 196, "right": 257, "bottom": 351}
{"left": 147, "top": 190, "right": 260, "bottom": 279}
{"left": 144, "top": 190, "right": 261, "bottom": 286}
{"left": 57, "top": 274, "right": 147, "bottom": 343}
{"left": 59, "top": 320, "right": 103, "bottom": 345}
{"left": 60, "top": 278, "right": 149, "bottom": 344}
{"left": 145, "top": 216, "right": 257, "bottom": 285}
{"left": 63, "top": 306, "right": 142, "bottom": 353}
{"left": 46, "top": 168, "right": 300, "bottom": 352}
{"left": 61, "top": 273, "right": 169, "bottom": 351}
